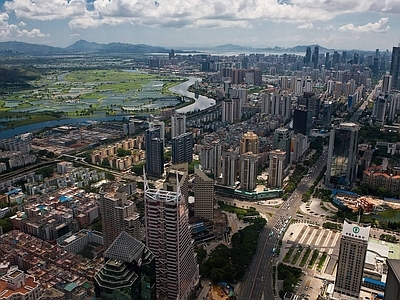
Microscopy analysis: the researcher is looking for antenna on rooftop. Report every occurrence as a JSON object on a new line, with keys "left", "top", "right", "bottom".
{"left": 143, "top": 166, "right": 149, "bottom": 191}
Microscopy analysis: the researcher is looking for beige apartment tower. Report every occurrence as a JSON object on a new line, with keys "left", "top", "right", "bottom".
{"left": 194, "top": 167, "right": 214, "bottom": 220}
{"left": 99, "top": 184, "right": 140, "bottom": 248}
{"left": 268, "top": 149, "right": 286, "bottom": 188}
{"left": 240, "top": 131, "right": 259, "bottom": 154}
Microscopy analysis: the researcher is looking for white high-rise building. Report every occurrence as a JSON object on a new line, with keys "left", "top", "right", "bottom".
{"left": 295, "top": 78, "right": 303, "bottom": 96}
{"left": 144, "top": 180, "right": 199, "bottom": 300}
{"left": 268, "top": 149, "right": 286, "bottom": 188}
{"left": 334, "top": 221, "right": 370, "bottom": 299}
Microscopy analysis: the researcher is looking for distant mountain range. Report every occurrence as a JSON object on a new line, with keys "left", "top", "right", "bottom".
{"left": 0, "top": 40, "right": 174, "bottom": 55}
{"left": 0, "top": 40, "right": 374, "bottom": 56}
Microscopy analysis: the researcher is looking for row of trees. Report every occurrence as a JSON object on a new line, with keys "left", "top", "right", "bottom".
{"left": 199, "top": 218, "right": 266, "bottom": 282}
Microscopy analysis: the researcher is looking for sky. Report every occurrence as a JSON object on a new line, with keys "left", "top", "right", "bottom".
{"left": 0, "top": 0, "right": 400, "bottom": 51}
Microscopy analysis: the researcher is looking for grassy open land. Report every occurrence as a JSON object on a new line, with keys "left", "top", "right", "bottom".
{"left": 0, "top": 69, "right": 191, "bottom": 132}
{"left": 64, "top": 70, "right": 157, "bottom": 82}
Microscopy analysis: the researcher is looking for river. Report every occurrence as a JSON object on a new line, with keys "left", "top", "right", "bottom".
{"left": 171, "top": 77, "right": 215, "bottom": 113}
{"left": 0, "top": 77, "right": 215, "bottom": 139}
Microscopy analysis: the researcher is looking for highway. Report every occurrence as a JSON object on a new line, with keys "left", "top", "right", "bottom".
{"left": 238, "top": 150, "right": 328, "bottom": 300}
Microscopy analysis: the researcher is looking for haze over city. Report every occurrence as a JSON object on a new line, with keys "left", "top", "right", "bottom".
{"left": 1, "top": 0, "right": 400, "bottom": 50}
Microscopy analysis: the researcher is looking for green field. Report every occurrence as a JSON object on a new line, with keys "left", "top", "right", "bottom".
{"left": 0, "top": 70, "right": 186, "bottom": 131}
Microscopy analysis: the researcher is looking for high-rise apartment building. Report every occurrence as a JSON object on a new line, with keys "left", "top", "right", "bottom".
{"left": 144, "top": 182, "right": 199, "bottom": 300}
{"left": 194, "top": 167, "right": 214, "bottom": 220}
{"left": 382, "top": 74, "right": 392, "bottom": 94}
{"left": 372, "top": 94, "right": 388, "bottom": 124}
{"left": 239, "top": 152, "right": 259, "bottom": 191}
{"left": 390, "top": 46, "right": 400, "bottom": 90}
{"left": 384, "top": 259, "right": 400, "bottom": 300}
{"left": 222, "top": 98, "right": 234, "bottom": 123}
{"left": 94, "top": 231, "right": 156, "bottom": 300}
{"left": 145, "top": 127, "right": 164, "bottom": 178}
{"left": 171, "top": 114, "right": 186, "bottom": 138}
{"left": 99, "top": 185, "right": 140, "bottom": 248}
{"left": 240, "top": 131, "right": 259, "bottom": 155}
{"left": 388, "top": 91, "right": 400, "bottom": 122}
{"left": 326, "top": 123, "right": 360, "bottom": 187}
{"left": 268, "top": 149, "right": 286, "bottom": 188}
{"left": 273, "top": 127, "right": 291, "bottom": 164}
{"left": 221, "top": 150, "right": 239, "bottom": 187}
{"left": 172, "top": 132, "right": 193, "bottom": 164}
{"left": 334, "top": 221, "right": 370, "bottom": 299}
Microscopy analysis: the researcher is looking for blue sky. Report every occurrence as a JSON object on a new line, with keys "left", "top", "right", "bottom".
{"left": 0, "top": 0, "right": 400, "bottom": 50}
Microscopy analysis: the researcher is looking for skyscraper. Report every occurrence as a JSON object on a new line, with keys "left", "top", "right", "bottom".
{"left": 304, "top": 46, "right": 311, "bottom": 64}
{"left": 240, "top": 131, "right": 259, "bottom": 155}
{"left": 239, "top": 152, "right": 259, "bottom": 191}
{"left": 222, "top": 98, "right": 234, "bottom": 123}
{"left": 221, "top": 150, "right": 239, "bottom": 187}
{"left": 268, "top": 149, "right": 286, "bottom": 188}
{"left": 326, "top": 123, "right": 360, "bottom": 187}
{"left": 390, "top": 46, "right": 400, "bottom": 90}
{"left": 171, "top": 114, "right": 186, "bottom": 139}
{"left": 172, "top": 132, "right": 193, "bottom": 164}
{"left": 194, "top": 167, "right": 214, "bottom": 220}
{"left": 145, "top": 127, "right": 164, "bottom": 178}
{"left": 144, "top": 181, "right": 199, "bottom": 300}
{"left": 384, "top": 259, "right": 400, "bottom": 300}
{"left": 382, "top": 74, "right": 392, "bottom": 94}
{"left": 334, "top": 221, "right": 370, "bottom": 299}
{"left": 312, "top": 45, "right": 319, "bottom": 69}
{"left": 94, "top": 231, "right": 156, "bottom": 300}
{"left": 273, "top": 127, "right": 291, "bottom": 164}
{"left": 99, "top": 185, "right": 140, "bottom": 248}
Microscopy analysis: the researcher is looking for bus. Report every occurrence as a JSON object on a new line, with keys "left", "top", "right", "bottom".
{"left": 296, "top": 214, "right": 304, "bottom": 218}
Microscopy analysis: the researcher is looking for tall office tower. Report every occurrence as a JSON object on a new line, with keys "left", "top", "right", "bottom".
{"left": 144, "top": 183, "right": 199, "bottom": 300}
{"left": 273, "top": 127, "right": 291, "bottom": 164}
{"left": 221, "top": 150, "right": 239, "bottom": 187}
{"left": 240, "top": 131, "right": 259, "bottom": 155}
{"left": 298, "top": 92, "right": 320, "bottom": 118}
{"left": 239, "top": 152, "right": 259, "bottom": 191}
{"left": 388, "top": 90, "right": 400, "bottom": 122}
{"left": 334, "top": 221, "right": 370, "bottom": 299}
{"left": 222, "top": 99, "right": 234, "bottom": 123}
{"left": 171, "top": 114, "right": 186, "bottom": 138}
{"left": 390, "top": 46, "right": 400, "bottom": 90}
{"left": 325, "top": 52, "right": 330, "bottom": 69}
{"left": 295, "top": 78, "right": 303, "bottom": 96}
{"left": 282, "top": 94, "right": 292, "bottom": 118}
{"left": 145, "top": 127, "right": 164, "bottom": 178}
{"left": 94, "top": 231, "right": 156, "bottom": 300}
{"left": 326, "top": 123, "right": 360, "bottom": 187}
{"left": 353, "top": 53, "right": 359, "bottom": 64}
{"left": 342, "top": 51, "right": 347, "bottom": 63}
{"left": 321, "top": 102, "right": 333, "bottom": 125}
{"left": 372, "top": 94, "right": 388, "bottom": 124}
{"left": 293, "top": 106, "right": 312, "bottom": 136}
{"left": 241, "top": 57, "right": 249, "bottom": 69}
{"left": 253, "top": 69, "right": 263, "bottom": 85}
{"left": 172, "top": 132, "right": 193, "bottom": 164}
{"left": 312, "top": 45, "right": 319, "bottom": 69}
{"left": 304, "top": 78, "right": 313, "bottom": 92}
{"left": 384, "top": 259, "right": 400, "bottom": 300}
{"left": 268, "top": 149, "right": 286, "bottom": 188}
{"left": 163, "top": 164, "right": 189, "bottom": 205}
{"left": 382, "top": 75, "right": 393, "bottom": 94}
{"left": 99, "top": 186, "right": 140, "bottom": 248}
{"left": 304, "top": 46, "right": 311, "bottom": 64}
{"left": 332, "top": 51, "right": 340, "bottom": 67}
{"left": 193, "top": 167, "right": 214, "bottom": 220}
{"left": 280, "top": 76, "right": 289, "bottom": 90}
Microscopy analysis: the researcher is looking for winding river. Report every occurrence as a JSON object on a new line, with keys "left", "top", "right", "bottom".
{"left": 0, "top": 77, "right": 215, "bottom": 139}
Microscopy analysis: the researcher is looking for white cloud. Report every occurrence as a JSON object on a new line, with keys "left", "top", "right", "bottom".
{"left": 2, "top": 0, "right": 399, "bottom": 31}
{"left": 324, "top": 25, "right": 335, "bottom": 31}
{"left": 297, "top": 23, "right": 314, "bottom": 29}
{"left": 339, "top": 17, "right": 390, "bottom": 33}
{"left": 0, "top": 12, "right": 47, "bottom": 38}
